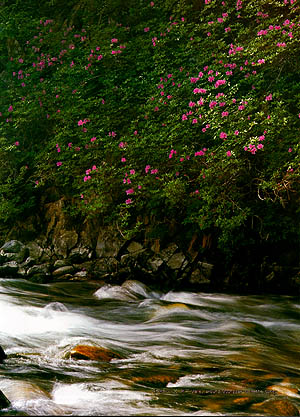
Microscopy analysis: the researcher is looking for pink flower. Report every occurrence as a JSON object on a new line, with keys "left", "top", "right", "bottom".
{"left": 90, "top": 137, "right": 96, "bottom": 142}
{"left": 144, "top": 27, "right": 150, "bottom": 32}
{"left": 192, "top": 118, "right": 198, "bottom": 124}
{"left": 92, "top": 165, "right": 97, "bottom": 170}
{"left": 8, "top": 105, "right": 13, "bottom": 112}
{"left": 288, "top": 147, "right": 292, "bottom": 152}
{"left": 222, "top": 111, "right": 228, "bottom": 117}
{"left": 182, "top": 114, "right": 188, "bottom": 121}
{"left": 111, "top": 38, "right": 118, "bottom": 43}
{"left": 126, "top": 199, "right": 133, "bottom": 204}
{"left": 126, "top": 188, "right": 134, "bottom": 195}
{"left": 121, "top": 157, "right": 126, "bottom": 162}
{"left": 234, "top": 130, "right": 239, "bottom": 135}
{"left": 15, "top": 141, "right": 19, "bottom": 146}
{"left": 130, "top": 169, "right": 135, "bottom": 175}
{"left": 68, "top": 142, "right": 72, "bottom": 148}
{"left": 220, "top": 132, "right": 227, "bottom": 139}
{"left": 78, "top": 120, "right": 83, "bottom": 126}
{"left": 145, "top": 165, "right": 151, "bottom": 173}
{"left": 226, "top": 151, "right": 232, "bottom": 157}
{"left": 257, "top": 144, "right": 264, "bottom": 149}
{"left": 56, "top": 161, "right": 62, "bottom": 166}
{"left": 265, "top": 94, "right": 272, "bottom": 101}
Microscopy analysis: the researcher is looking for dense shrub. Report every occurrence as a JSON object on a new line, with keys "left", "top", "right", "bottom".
{"left": 0, "top": 0, "right": 299, "bottom": 261}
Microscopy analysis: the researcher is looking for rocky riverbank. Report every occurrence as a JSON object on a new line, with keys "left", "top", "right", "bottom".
{"left": 0, "top": 197, "right": 299, "bottom": 294}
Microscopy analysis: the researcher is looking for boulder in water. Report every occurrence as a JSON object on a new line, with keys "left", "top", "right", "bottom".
{"left": 67, "top": 345, "right": 123, "bottom": 362}
{"left": 0, "top": 390, "right": 10, "bottom": 409}
{"left": 132, "top": 374, "right": 178, "bottom": 388}
{"left": 251, "top": 399, "right": 299, "bottom": 416}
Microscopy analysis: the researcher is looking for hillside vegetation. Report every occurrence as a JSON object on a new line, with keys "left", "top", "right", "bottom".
{"left": 0, "top": 0, "right": 299, "bottom": 273}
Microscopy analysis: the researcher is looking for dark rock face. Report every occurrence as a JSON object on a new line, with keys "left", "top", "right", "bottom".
{"left": 0, "top": 198, "right": 298, "bottom": 294}
{"left": 0, "top": 390, "right": 10, "bottom": 410}
{"left": 0, "top": 346, "right": 7, "bottom": 363}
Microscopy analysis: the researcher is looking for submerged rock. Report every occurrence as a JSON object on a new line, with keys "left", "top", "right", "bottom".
{"left": 132, "top": 374, "right": 178, "bottom": 388}
{"left": 94, "top": 280, "right": 152, "bottom": 301}
{"left": 0, "top": 381, "right": 50, "bottom": 406}
{"left": 67, "top": 345, "right": 123, "bottom": 362}
{"left": 0, "top": 390, "right": 10, "bottom": 409}
{"left": 251, "top": 399, "right": 299, "bottom": 416}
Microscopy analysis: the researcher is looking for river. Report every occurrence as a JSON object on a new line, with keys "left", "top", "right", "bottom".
{"left": 0, "top": 278, "right": 299, "bottom": 416}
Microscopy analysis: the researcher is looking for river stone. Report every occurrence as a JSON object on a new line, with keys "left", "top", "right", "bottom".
{"left": 69, "top": 246, "right": 91, "bottom": 263}
{"left": 0, "top": 390, "right": 10, "bottom": 409}
{"left": 52, "top": 265, "right": 76, "bottom": 277}
{"left": 53, "top": 259, "right": 70, "bottom": 268}
{"left": 67, "top": 345, "right": 123, "bottom": 362}
{"left": 1, "top": 247, "right": 29, "bottom": 264}
{"left": 27, "top": 264, "right": 50, "bottom": 277}
{"left": 127, "top": 241, "right": 144, "bottom": 253}
{"left": 148, "top": 256, "right": 164, "bottom": 272}
{"left": 167, "top": 252, "right": 186, "bottom": 270}
{"left": 26, "top": 242, "right": 43, "bottom": 261}
{"left": 1, "top": 240, "right": 25, "bottom": 253}
{"left": 0, "top": 261, "right": 19, "bottom": 277}
{"left": 251, "top": 399, "right": 299, "bottom": 416}
{"left": 53, "top": 230, "right": 78, "bottom": 258}
{"left": 96, "top": 227, "right": 125, "bottom": 258}
{"left": 0, "top": 346, "right": 7, "bottom": 363}
{"left": 131, "top": 374, "right": 178, "bottom": 388}
{"left": 160, "top": 243, "right": 178, "bottom": 263}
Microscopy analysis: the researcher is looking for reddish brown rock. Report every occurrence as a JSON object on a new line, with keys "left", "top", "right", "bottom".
{"left": 132, "top": 374, "right": 178, "bottom": 387}
{"left": 251, "top": 399, "right": 299, "bottom": 416}
{"left": 68, "top": 345, "right": 123, "bottom": 362}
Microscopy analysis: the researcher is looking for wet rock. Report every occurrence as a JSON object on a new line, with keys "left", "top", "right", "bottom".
{"left": 0, "top": 390, "right": 10, "bottom": 409}
{"left": 94, "top": 283, "right": 138, "bottom": 301}
{"left": 132, "top": 374, "right": 178, "bottom": 388}
{"left": 148, "top": 256, "right": 164, "bottom": 272}
{"left": 0, "top": 261, "right": 19, "bottom": 277}
{"left": 189, "top": 262, "right": 213, "bottom": 285}
{"left": 1, "top": 240, "right": 25, "bottom": 254}
{"left": 0, "top": 380, "right": 50, "bottom": 401}
{"left": 127, "top": 241, "right": 144, "bottom": 253}
{"left": 266, "top": 384, "right": 299, "bottom": 396}
{"left": 52, "top": 265, "right": 76, "bottom": 277}
{"left": 26, "top": 242, "right": 43, "bottom": 261}
{"left": 121, "top": 280, "right": 151, "bottom": 298}
{"left": 160, "top": 243, "right": 178, "bottom": 263}
{"left": 54, "top": 259, "right": 71, "bottom": 268}
{"left": 74, "top": 270, "right": 88, "bottom": 279}
{"left": 251, "top": 399, "right": 299, "bottom": 416}
{"left": 69, "top": 246, "right": 91, "bottom": 263}
{"left": 27, "top": 264, "right": 50, "bottom": 277}
{"left": 1, "top": 248, "right": 29, "bottom": 264}
{"left": 53, "top": 230, "right": 78, "bottom": 259}
{"left": 167, "top": 252, "right": 186, "bottom": 270}
{"left": 0, "top": 346, "right": 7, "bottom": 363}
{"left": 21, "top": 256, "right": 36, "bottom": 268}
{"left": 96, "top": 227, "right": 125, "bottom": 258}
{"left": 67, "top": 345, "right": 123, "bottom": 362}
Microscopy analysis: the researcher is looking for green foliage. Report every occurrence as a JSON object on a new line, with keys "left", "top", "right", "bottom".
{"left": 0, "top": 0, "right": 299, "bottom": 261}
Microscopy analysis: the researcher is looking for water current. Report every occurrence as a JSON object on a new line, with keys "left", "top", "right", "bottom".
{"left": 0, "top": 278, "right": 299, "bottom": 416}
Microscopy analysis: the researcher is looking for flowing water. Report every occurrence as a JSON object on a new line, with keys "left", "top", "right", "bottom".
{"left": 0, "top": 277, "right": 299, "bottom": 416}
